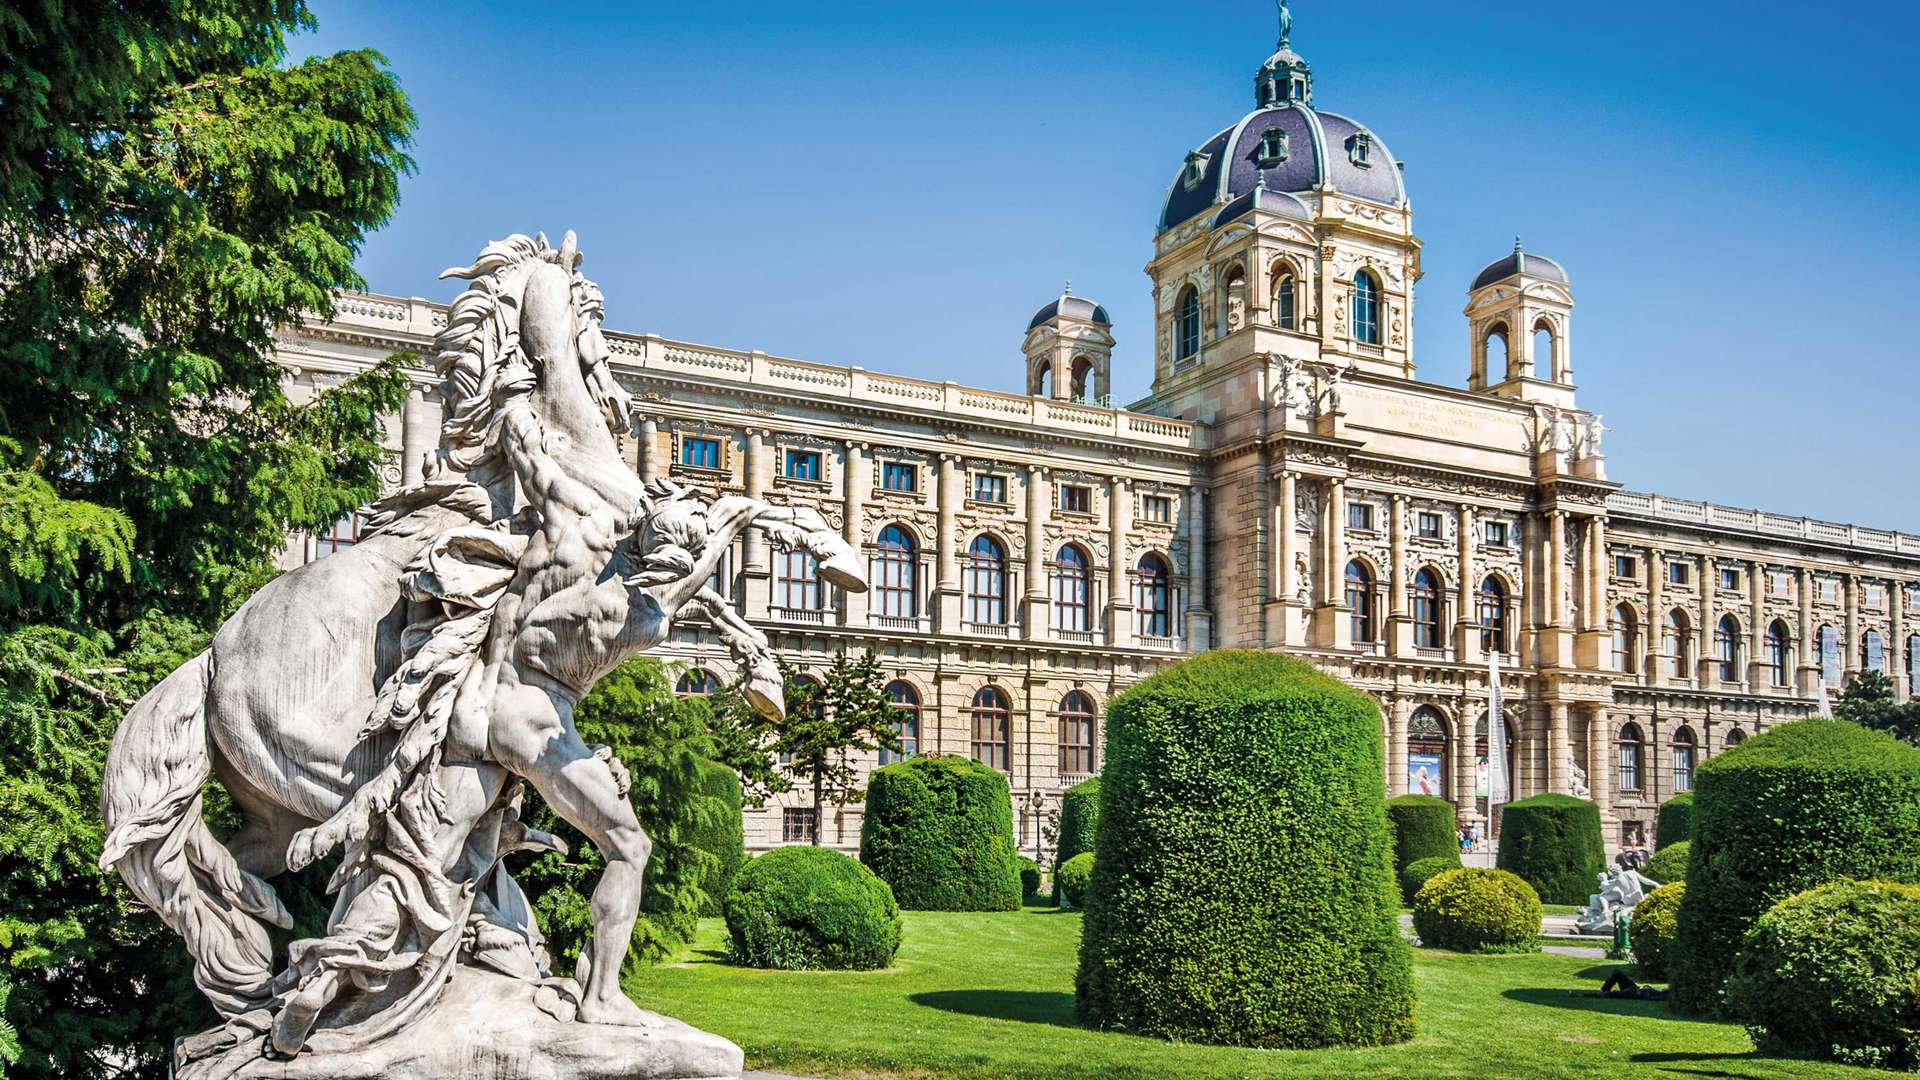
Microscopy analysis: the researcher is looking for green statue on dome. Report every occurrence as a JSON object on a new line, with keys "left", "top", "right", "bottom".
{"left": 1277, "top": 0, "right": 1294, "bottom": 47}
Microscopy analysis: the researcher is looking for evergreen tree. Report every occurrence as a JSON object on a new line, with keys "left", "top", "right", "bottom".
{"left": 0, "top": 4, "right": 414, "bottom": 1075}
{"left": 1834, "top": 670, "right": 1920, "bottom": 745}
{"left": 771, "top": 650, "right": 904, "bottom": 844}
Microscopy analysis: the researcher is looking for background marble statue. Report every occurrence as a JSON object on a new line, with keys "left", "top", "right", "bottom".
{"left": 98, "top": 232, "right": 854, "bottom": 1078}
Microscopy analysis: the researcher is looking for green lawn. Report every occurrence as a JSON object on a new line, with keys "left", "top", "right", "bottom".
{"left": 625, "top": 908, "right": 1882, "bottom": 1080}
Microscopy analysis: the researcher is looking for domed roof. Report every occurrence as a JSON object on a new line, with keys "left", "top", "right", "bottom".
{"left": 1027, "top": 292, "right": 1110, "bottom": 330}
{"left": 1471, "top": 241, "right": 1569, "bottom": 291}
{"left": 1159, "top": 103, "right": 1405, "bottom": 235}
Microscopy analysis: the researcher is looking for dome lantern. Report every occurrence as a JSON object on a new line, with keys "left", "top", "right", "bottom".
{"left": 1254, "top": 1, "right": 1312, "bottom": 106}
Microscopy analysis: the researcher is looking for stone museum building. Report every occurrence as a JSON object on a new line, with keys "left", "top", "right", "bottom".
{"left": 274, "top": 25, "right": 1920, "bottom": 861}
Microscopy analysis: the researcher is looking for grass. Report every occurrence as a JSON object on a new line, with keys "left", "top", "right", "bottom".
{"left": 625, "top": 908, "right": 1882, "bottom": 1080}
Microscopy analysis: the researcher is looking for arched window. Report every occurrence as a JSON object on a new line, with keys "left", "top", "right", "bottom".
{"left": 969, "top": 686, "right": 1011, "bottom": 771}
{"left": 1345, "top": 560, "right": 1374, "bottom": 643}
{"left": 1532, "top": 321, "right": 1555, "bottom": 374}
{"left": 1862, "top": 629, "right": 1886, "bottom": 673}
{"left": 966, "top": 535, "right": 1008, "bottom": 625}
{"left": 1767, "top": 621, "right": 1792, "bottom": 687}
{"left": 1136, "top": 553, "right": 1173, "bottom": 638}
{"left": 1672, "top": 726, "right": 1697, "bottom": 793}
{"left": 1051, "top": 544, "right": 1092, "bottom": 632}
{"left": 1070, "top": 357, "right": 1095, "bottom": 402}
{"left": 1715, "top": 615, "right": 1741, "bottom": 682}
{"left": 1058, "top": 690, "right": 1097, "bottom": 776}
{"left": 778, "top": 548, "right": 825, "bottom": 611}
{"left": 1477, "top": 576, "right": 1508, "bottom": 654}
{"left": 1484, "top": 323, "right": 1509, "bottom": 377}
{"left": 1408, "top": 706, "right": 1448, "bottom": 798}
{"left": 1725, "top": 727, "right": 1746, "bottom": 748}
{"left": 1611, "top": 605, "right": 1639, "bottom": 674}
{"left": 881, "top": 681, "right": 919, "bottom": 765}
{"left": 1664, "top": 610, "right": 1692, "bottom": 679}
{"left": 872, "top": 524, "right": 918, "bottom": 619}
{"left": 1818, "top": 624, "right": 1842, "bottom": 686}
{"left": 1411, "top": 568, "right": 1443, "bottom": 649}
{"left": 674, "top": 668, "right": 716, "bottom": 696}
{"left": 1618, "top": 722, "right": 1645, "bottom": 791}
{"left": 1351, "top": 271, "right": 1381, "bottom": 345}
{"left": 1175, "top": 287, "right": 1200, "bottom": 362}
{"left": 1272, "top": 272, "right": 1297, "bottom": 330}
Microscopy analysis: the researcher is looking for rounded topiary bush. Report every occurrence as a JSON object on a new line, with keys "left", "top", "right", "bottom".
{"left": 859, "top": 755, "right": 1020, "bottom": 912}
{"left": 1495, "top": 793, "right": 1606, "bottom": 905}
{"left": 691, "top": 757, "right": 745, "bottom": 917}
{"left": 1386, "top": 794, "right": 1461, "bottom": 889}
{"left": 1655, "top": 791, "right": 1693, "bottom": 850}
{"left": 1670, "top": 720, "right": 1920, "bottom": 1015}
{"left": 1057, "top": 852, "right": 1094, "bottom": 908}
{"left": 1018, "top": 856, "right": 1042, "bottom": 898}
{"left": 722, "top": 845, "right": 901, "bottom": 970}
{"left": 1052, "top": 775, "right": 1100, "bottom": 902}
{"left": 1629, "top": 882, "right": 1685, "bottom": 981}
{"left": 1075, "top": 651, "right": 1414, "bottom": 1048}
{"left": 1644, "top": 840, "right": 1690, "bottom": 887}
{"left": 1727, "top": 879, "right": 1920, "bottom": 1070}
{"left": 1412, "top": 868, "right": 1542, "bottom": 953}
{"left": 1401, "top": 856, "right": 1460, "bottom": 906}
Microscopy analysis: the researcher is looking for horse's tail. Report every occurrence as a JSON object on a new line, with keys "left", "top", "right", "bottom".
{"left": 99, "top": 650, "right": 291, "bottom": 1017}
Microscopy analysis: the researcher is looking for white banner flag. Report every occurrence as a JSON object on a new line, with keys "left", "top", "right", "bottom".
{"left": 1487, "top": 649, "right": 1509, "bottom": 807}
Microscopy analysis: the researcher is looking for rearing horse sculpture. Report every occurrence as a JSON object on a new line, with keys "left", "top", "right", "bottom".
{"left": 99, "top": 232, "right": 861, "bottom": 1066}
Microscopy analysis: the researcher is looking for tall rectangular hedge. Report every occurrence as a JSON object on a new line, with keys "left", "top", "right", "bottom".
{"left": 858, "top": 755, "right": 1021, "bottom": 911}
{"left": 1495, "top": 793, "right": 1605, "bottom": 905}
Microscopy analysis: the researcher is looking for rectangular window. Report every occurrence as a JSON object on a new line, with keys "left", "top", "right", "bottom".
{"left": 315, "top": 513, "right": 364, "bottom": 558}
{"left": 1483, "top": 521, "right": 1509, "bottom": 548}
{"left": 1819, "top": 579, "right": 1838, "bottom": 603}
{"left": 1347, "top": 503, "right": 1374, "bottom": 532}
{"left": 1720, "top": 567, "right": 1741, "bottom": 591}
{"left": 1668, "top": 561, "right": 1690, "bottom": 586}
{"left": 973, "top": 473, "right": 1007, "bottom": 504}
{"left": 1867, "top": 584, "right": 1885, "bottom": 609}
{"left": 783, "top": 449, "right": 822, "bottom": 481}
{"left": 1770, "top": 570, "right": 1793, "bottom": 597}
{"left": 680, "top": 436, "right": 721, "bottom": 470}
{"left": 1416, "top": 512, "right": 1442, "bottom": 539}
{"left": 1060, "top": 485, "right": 1092, "bottom": 514}
{"left": 1614, "top": 555, "right": 1638, "bottom": 580}
{"left": 780, "top": 807, "right": 817, "bottom": 845}
{"left": 1140, "top": 494, "right": 1173, "bottom": 523}
{"left": 881, "top": 461, "right": 917, "bottom": 493}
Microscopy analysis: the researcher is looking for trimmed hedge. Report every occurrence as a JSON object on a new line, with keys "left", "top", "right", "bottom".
{"left": 1075, "top": 651, "right": 1415, "bottom": 1048}
{"left": 1629, "top": 882, "right": 1685, "bottom": 981}
{"left": 1386, "top": 795, "right": 1460, "bottom": 883}
{"left": 1644, "top": 841, "right": 1690, "bottom": 887}
{"left": 1670, "top": 720, "right": 1920, "bottom": 1015}
{"left": 1057, "top": 852, "right": 1094, "bottom": 908}
{"left": 1495, "top": 793, "right": 1607, "bottom": 905}
{"left": 1018, "top": 856, "right": 1042, "bottom": 898}
{"left": 1727, "top": 879, "right": 1920, "bottom": 1070}
{"left": 1412, "top": 868, "right": 1541, "bottom": 953}
{"left": 1052, "top": 776, "right": 1100, "bottom": 903}
{"left": 1654, "top": 791, "right": 1693, "bottom": 851}
{"left": 691, "top": 757, "right": 745, "bottom": 917}
{"left": 722, "top": 845, "right": 902, "bottom": 970}
{"left": 1401, "top": 856, "right": 1459, "bottom": 906}
{"left": 859, "top": 755, "right": 1021, "bottom": 912}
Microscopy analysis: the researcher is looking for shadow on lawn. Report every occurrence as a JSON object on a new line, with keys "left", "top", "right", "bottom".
{"left": 1501, "top": 986, "right": 1686, "bottom": 1021}
{"left": 910, "top": 989, "right": 1078, "bottom": 1028}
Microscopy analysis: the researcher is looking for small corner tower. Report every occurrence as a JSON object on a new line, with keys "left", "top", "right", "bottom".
{"left": 1466, "top": 237, "right": 1576, "bottom": 407}
{"left": 1024, "top": 286, "right": 1114, "bottom": 404}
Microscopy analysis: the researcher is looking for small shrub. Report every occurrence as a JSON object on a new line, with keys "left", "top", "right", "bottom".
{"left": 1018, "top": 856, "right": 1042, "bottom": 898}
{"left": 1629, "top": 882, "right": 1685, "bottom": 981}
{"left": 1670, "top": 720, "right": 1920, "bottom": 1014}
{"left": 1727, "top": 879, "right": 1920, "bottom": 1070}
{"left": 859, "top": 755, "right": 1021, "bottom": 911}
{"left": 1053, "top": 776, "right": 1100, "bottom": 902}
{"left": 722, "top": 846, "right": 902, "bottom": 971}
{"left": 1654, "top": 791, "right": 1693, "bottom": 850}
{"left": 1495, "top": 793, "right": 1606, "bottom": 905}
{"left": 1386, "top": 794, "right": 1461, "bottom": 887}
{"left": 1075, "top": 651, "right": 1414, "bottom": 1048}
{"left": 1057, "top": 852, "right": 1094, "bottom": 907}
{"left": 1644, "top": 841, "right": 1690, "bottom": 887}
{"left": 1412, "top": 868, "right": 1542, "bottom": 953}
{"left": 1401, "top": 856, "right": 1459, "bottom": 906}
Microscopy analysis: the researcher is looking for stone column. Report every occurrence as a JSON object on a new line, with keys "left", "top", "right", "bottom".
{"left": 1024, "top": 465, "right": 1048, "bottom": 637}
{"left": 1453, "top": 702, "right": 1476, "bottom": 819}
{"left": 842, "top": 441, "right": 867, "bottom": 626}
{"left": 742, "top": 430, "right": 770, "bottom": 620}
{"left": 1388, "top": 696, "right": 1411, "bottom": 797}
{"left": 1894, "top": 584, "right": 1910, "bottom": 704}
{"left": 1389, "top": 495, "right": 1411, "bottom": 654}
{"left": 1456, "top": 504, "right": 1478, "bottom": 661}
{"left": 1271, "top": 470, "right": 1298, "bottom": 644}
{"left": 1574, "top": 514, "right": 1609, "bottom": 669}
{"left": 1588, "top": 704, "right": 1612, "bottom": 835}
{"left": 1312, "top": 478, "right": 1347, "bottom": 648}
{"left": 400, "top": 388, "right": 440, "bottom": 487}
{"left": 1547, "top": 701, "right": 1570, "bottom": 795}
{"left": 1844, "top": 574, "right": 1860, "bottom": 681}
{"left": 1646, "top": 547, "right": 1666, "bottom": 683}
{"left": 1797, "top": 566, "right": 1818, "bottom": 694}
{"left": 636, "top": 416, "right": 662, "bottom": 481}
{"left": 1107, "top": 476, "right": 1134, "bottom": 646}
{"left": 1186, "top": 484, "right": 1211, "bottom": 649}
{"left": 1748, "top": 561, "right": 1766, "bottom": 687}
{"left": 1700, "top": 556, "right": 1717, "bottom": 687}
{"left": 935, "top": 454, "right": 962, "bottom": 631}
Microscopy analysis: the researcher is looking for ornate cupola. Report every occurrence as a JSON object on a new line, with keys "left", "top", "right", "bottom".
{"left": 1465, "top": 236, "right": 1577, "bottom": 407}
{"left": 1023, "top": 285, "right": 1114, "bottom": 404}
{"left": 1254, "top": 2, "right": 1312, "bottom": 106}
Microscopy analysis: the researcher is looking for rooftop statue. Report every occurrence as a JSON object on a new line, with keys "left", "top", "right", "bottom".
{"left": 99, "top": 232, "right": 857, "bottom": 1079}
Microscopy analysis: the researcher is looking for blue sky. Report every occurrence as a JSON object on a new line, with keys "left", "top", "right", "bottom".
{"left": 297, "top": 1, "right": 1920, "bottom": 530}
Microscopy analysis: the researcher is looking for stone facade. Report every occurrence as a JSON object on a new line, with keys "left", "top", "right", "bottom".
{"left": 271, "top": 27, "right": 1920, "bottom": 862}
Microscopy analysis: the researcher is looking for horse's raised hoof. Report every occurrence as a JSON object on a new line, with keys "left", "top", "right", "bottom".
{"left": 817, "top": 552, "right": 866, "bottom": 592}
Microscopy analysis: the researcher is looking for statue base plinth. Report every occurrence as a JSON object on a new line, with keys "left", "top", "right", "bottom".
{"left": 182, "top": 966, "right": 743, "bottom": 1080}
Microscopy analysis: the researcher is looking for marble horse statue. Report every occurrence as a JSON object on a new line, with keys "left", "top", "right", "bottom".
{"left": 98, "top": 232, "right": 861, "bottom": 1078}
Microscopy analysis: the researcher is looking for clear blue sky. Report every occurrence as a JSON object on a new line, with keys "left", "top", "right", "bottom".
{"left": 297, "top": 1, "right": 1920, "bottom": 531}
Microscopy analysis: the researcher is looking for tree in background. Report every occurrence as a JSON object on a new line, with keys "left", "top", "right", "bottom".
{"left": 1834, "top": 670, "right": 1920, "bottom": 745}
{"left": 0, "top": 3, "right": 414, "bottom": 1075}
{"left": 770, "top": 651, "right": 903, "bottom": 844}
